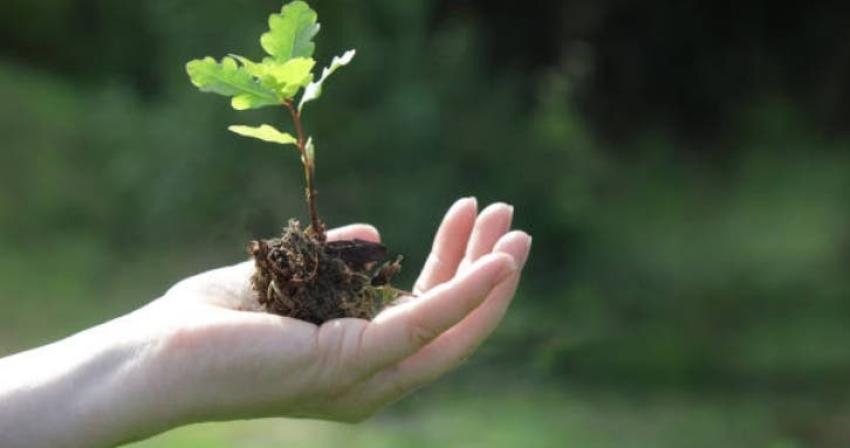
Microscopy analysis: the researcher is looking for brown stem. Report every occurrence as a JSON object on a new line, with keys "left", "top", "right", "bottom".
{"left": 284, "top": 100, "right": 325, "bottom": 241}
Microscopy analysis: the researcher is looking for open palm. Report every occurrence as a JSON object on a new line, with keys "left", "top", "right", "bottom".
{"left": 141, "top": 198, "right": 531, "bottom": 425}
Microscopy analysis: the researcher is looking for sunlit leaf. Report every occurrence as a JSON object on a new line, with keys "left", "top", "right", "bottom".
{"left": 299, "top": 50, "right": 355, "bottom": 111}
{"left": 231, "top": 55, "right": 315, "bottom": 99}
{"left": 186, "top": 56, "right": 279, "bottom": 110}
{"left": 229, "top": 54, "right": 266, "bottom": 78}
{"left": 228, "top": 124, "right": 298, "bottom": 145}
{"left": 265, "top": 58, "right": 316, "bottom": 98}
{"left": 261, "top": 1, "right": 320, "bottom": 62}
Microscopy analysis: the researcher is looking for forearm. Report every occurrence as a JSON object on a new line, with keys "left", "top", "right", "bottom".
{"left": 0, "top": 311, "right": 174, "bottom": 447}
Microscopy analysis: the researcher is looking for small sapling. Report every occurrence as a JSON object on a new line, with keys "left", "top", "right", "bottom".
{"left": 187, "top": 1, "right": 403, "bottom": 323}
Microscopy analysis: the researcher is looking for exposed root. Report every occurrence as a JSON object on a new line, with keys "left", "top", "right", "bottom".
{"left": 249, "top": 220, "right": 404, "bottom": 324}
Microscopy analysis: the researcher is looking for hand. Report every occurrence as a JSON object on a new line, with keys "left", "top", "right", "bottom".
{"left": 147, "top": 198, "right": 530, "bottom": 428}
{"left": 148, "top": 198, "right": 531, "bottom": 424}
{"left": 0, "top": 198, "right": 531, "bottom": 447}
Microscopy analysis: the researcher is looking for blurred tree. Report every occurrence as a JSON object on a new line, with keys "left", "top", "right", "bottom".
{"left": 0, "top": 0, "right": 849, "bottom": 399}
{"left": 433, "top": 0, "right": 850, "bottom": 145}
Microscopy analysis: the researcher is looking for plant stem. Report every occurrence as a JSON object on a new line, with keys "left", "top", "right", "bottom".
{"left": 284, "top": 100, "right": 325, "bottom": 241}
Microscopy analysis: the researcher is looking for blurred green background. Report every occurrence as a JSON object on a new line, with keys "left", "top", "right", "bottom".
{"left": 2, "top": 1, "right": 850, "bottom": 447}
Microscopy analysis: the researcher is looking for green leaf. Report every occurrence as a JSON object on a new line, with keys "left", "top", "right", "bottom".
{"left": 229, "top": 54, "right": 266, "bottom": 78}
{"left": 231, "top": 55, "right": 315, "bottom": 99}
{"left": 265, "top": 58, "right": 316, "bottom": 98}
{"left": 261, "top": 1, "right": 320, "bottom": 62}
{"left": 299, "top": 50, "right": 355, "bottom": 111}
{"left": 186, "top": 56, "right": 279, "bottom": 110}
{"left": 228, "top": 124, "right": 298, "bottom": 145}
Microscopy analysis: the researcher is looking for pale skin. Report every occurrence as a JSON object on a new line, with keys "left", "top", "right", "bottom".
{"left": 0, "top": 198, "right": 531, "bottom": 447}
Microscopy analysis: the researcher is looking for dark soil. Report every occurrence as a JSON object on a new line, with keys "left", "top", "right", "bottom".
{"left": 248, "top": 220, "right": 404, "bottom": 324}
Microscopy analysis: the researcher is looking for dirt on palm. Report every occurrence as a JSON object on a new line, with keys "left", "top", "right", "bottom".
{"left": 249, "top": 220, "right": 403, "bottom": 324}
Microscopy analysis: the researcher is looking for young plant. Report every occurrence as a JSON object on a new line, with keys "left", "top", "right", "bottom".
{"left": 187, "top": 0, "right": 351, "bottom": 241}
{"left": 186, "top": 1, "right": 402, "bottom": 323}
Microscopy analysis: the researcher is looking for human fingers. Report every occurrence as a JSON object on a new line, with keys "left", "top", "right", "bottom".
{"left": 363, "top": 231, "right": 530, "bottom": 401}
{"left": 412, "top": 197, "right": 478, "bottom": 294}
{"left": 358, "top": 252, "right": 517, "bottom": 374}
{"left": 456, "top": 202, "right": 513, "bottom": 274}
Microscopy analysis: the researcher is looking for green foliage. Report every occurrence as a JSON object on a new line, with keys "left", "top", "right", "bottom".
{"left": 186, "top": 57, "right": 279, "bottom": 110}
{"left": 261, "top": 1, "right": 320, "bottom": 62}
{"left": 228, "top": 124, "right": 297, "bottom": 145}
{"left": 185, "top": 53, "right": 315, "bottom": 109}
{"left": 231, "top": 56, "right": 316, "bottom": 100}
{"left": 186, "top": 1, "right": 354, "bottom": 147}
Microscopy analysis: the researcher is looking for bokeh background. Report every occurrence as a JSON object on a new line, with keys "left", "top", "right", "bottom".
{"left": 2, "top": 1, "right": 850, "bottom": 447}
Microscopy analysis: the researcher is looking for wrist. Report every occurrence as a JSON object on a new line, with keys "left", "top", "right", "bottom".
{"left": 0, "top": 307, "right": 179, "bottom": 447}
{"left": 79, "top": 306, "right": 191, "bottom": 446}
